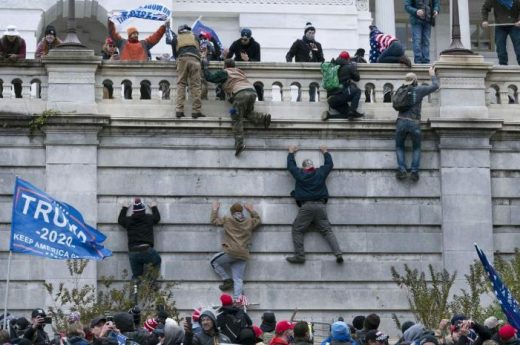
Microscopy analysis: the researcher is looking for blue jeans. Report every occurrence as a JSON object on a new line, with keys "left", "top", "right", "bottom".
{"left": 395, "top": 118, "right": 421, "bottom": 172}
{"left": 377, "top": 41, "right": 405, "bottom": 63}
{"left": 128, "top": 247, "right": 162, "bottom": 279}
{"left": 210, "top": 252, "right": 247, "bottom": 299}
{"left": 411, "top": 22, "right": 432, "bottom": 64}
{"left": 495, "top": 26, "right": 520, "bottom": 65}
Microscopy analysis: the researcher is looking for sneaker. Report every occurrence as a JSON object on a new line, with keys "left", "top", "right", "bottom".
{"left": 410, "top": 171, "right": 420, "bottom": 182}
{"left": 264, "top": 114, "right": 272, "bottom": 128}
{"left": 348, "top": 110, "right": 364, "bottom": 118}
{"left": 235, "top": 144, "right": 246, "bottom": 157}
{"left": 192, "top": 112, "right": 206, "bottom": 119}
{"left": 396, "top": 170, "right": 407, "bottom": 180}
{"left": 336, "top": 255, "right": 344, "bottom": 264}
{"left": 176, "top": 111, "right": 185, "bottom": 118}
{"left": 399, "top": 55, "right": 412, "bottom": 68}
{"left": 286, "top": 255, "right": 306, "bottom": 264}
{"left": 321, "top": 111, "right": 329, "bottom": 121}
{"left": 218, "top": 279, "right": 234, "bottom": 291}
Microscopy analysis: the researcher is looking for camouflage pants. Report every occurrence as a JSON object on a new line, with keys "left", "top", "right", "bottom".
{"left": 232, "top": 90, "right": 268, "bottom": 148}
{"left": 176, "top": 55, "right": 202, "bottom": 113}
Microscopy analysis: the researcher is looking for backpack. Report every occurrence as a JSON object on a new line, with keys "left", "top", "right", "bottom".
{"left": 220, "top": 312, "right": 248, "bottom": 343}
{"left": 392, "top": 84, "right": 416, "bottom": 112}
{"left": 321, "top": 61, "right": 341, "bottom": 91}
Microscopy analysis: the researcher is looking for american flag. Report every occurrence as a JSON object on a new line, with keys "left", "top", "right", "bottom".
{"left": 475, "top": 243, "right": 520, "bottom": 330}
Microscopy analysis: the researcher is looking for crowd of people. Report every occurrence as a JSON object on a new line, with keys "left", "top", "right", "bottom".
{"left": 1, "top": 301, "right": 519, "bottom": 345}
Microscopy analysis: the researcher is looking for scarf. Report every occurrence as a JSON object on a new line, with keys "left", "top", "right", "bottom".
{"left": 304, "top": 167, "right": 316, "bottom": 173}
{"left": 498, "top": 0, "right": 513, "bottom": 9}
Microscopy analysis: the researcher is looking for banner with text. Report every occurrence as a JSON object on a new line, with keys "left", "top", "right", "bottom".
{"left": 10, "top": 177, "right": 112, "bottom": 260}
{"left": 110, "top": 4, "right": 172, "bottom": 25}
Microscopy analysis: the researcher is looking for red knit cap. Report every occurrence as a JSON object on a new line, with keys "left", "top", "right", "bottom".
{"left": 339, "top": 51, "right": 350, "bottom": 60}
{"left": 275, "top": 320, "right": 294, "bottom": 335}
{"left": 192, "top": 307, "right": 202, "bottom": 322}
{"left": 499, "top": 324, "right": 517, "bottom": 340}
{"left": 253, "top": 325, "right": 264, "bottom": 338}
{"left": 143, "top": 318, "right": 158, "bottom": 332}
{"left": 220, "top": 293, "right": 233, "bottom": 306}
{"left": 127, "top": 26, "right": 138, "bottom": 37}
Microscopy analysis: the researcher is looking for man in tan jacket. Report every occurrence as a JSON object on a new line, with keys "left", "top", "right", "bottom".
{"left": 210, "top": 201, "right": 261, "bottom": 300}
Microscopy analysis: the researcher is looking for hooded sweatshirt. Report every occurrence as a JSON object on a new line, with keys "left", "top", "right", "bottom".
{"left": 184, "top": 310, "right": 230, "bottom": 345}
{"left": 321, "top": 322, "right": 356, "bottom": 345}
{"left": 164, "top": 318, "right": 184, "bottom": 345}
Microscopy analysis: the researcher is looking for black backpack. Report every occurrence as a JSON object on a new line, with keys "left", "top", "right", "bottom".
{"left": 392, "top": 84, "right": 416, "bottom": 112}
{"left": 220, "top": 312, "right": 248, "bottom": 343}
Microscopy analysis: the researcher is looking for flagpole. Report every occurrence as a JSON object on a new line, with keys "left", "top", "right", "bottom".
{"left": 3, "top": 251, "right": 13, "bottom": 330}
{"left": 192, "top": 15, "right": 203, "bottom": 28}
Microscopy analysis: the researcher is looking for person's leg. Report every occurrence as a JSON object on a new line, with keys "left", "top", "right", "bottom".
{"left": 128, "top": 252, "right": 144, "bottom": 280}
{"left": 288, "top": 204, "right": 314, "bottom": 262}
{"left": 313, "top": 204, "right": 342, "bottom": 258}
{"left": 411, "top": 23, "right": 423, "bottom": 64}
{"left": 210, "top": 252, "right": 235, "bottom": 290}
{"left": 176, "top": 57, "right": 188, "bottom": 114}
{"left": 232, "top": 93, "right": 248, "bottom": 155}
{"left": 348, "top": 84, "right": 362, "bottom": 112}
{"left": 326, "top": 92, "right": 350, "bottom": 118}
{"left": 410, "top": 121, "right": 422, "bottom": 173}
{"left": 495, "top": 26, "right": 509, "bottom": 65}
{"left": 377, "top": 41, "right": 405, "bottom": 63}
{"left": 230, "top": 259, "right": 247, "bottom": 299}
{"left": 421, "top": 23, "right": 432, "bottom": 64}
{"left": 188, "top": 59, "right": 203, "bottom": 115}
{"left": 510, "top": 26, "right": 520, "bottom": 65}
{"left": 395, "top": 119, "right": 409, "bottom": 173}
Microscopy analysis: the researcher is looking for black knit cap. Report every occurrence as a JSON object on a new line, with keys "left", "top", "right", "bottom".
{"left": 45, "top": 25, "right": 56, "bottom": 36}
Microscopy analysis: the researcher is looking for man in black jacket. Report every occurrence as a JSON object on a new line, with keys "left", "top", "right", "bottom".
{"left": 226, "top": 28, "right": 261, "bottom": 62}
{"left": 323, "top": 51, "right": 364, "bottom": 121}
{"left": 118, "top": 198, "right": 161, "bottom": 281}
{"left": 286, "top": 145, "right": 343, "bottom": 264}
{"left": 23, "top": 309, "right": 50, "bottom": 345}
{"left": 184, "top": 310, "right": 231, "bottom": 345}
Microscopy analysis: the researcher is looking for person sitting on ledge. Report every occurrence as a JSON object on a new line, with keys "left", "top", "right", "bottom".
{"left": 369, "top": 25, "right": 412, "bottom": 67}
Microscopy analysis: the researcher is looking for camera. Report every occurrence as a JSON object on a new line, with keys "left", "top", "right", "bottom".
{"left": 44, "top": 316, "right": 52, "bottom": 324}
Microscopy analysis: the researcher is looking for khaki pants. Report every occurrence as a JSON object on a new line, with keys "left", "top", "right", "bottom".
{"left": 232, "top": 90, "right": 268, "bottom": 148}
{"left": 176, "top": 55, "right": 202, "bottom": 113}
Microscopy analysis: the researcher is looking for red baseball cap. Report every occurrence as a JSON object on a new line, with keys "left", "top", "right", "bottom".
{"left": 275, "top": 320, "right": 294, "bottom": 335}
{"left": 499, "top": 324, "right": 517, "bottom": 340}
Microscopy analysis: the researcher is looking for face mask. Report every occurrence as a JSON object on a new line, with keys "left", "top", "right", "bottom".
{"left": 232, "top": 212, "right": 245, "bottom": 221}
{"left": 305, "top": 32, "right": 315, "bottom": 41}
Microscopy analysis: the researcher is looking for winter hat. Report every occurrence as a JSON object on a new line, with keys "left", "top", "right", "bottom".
{"left": 275, "top": 320, "right": 294, "bottom": 335}
{"left": 498, "top": 324, "right": 517, "bottom": 341}
{"left": 260, "top": 311, "right": 277, "bottom": 332}
{"left": 126, "top": 27, "right": 138, "bottom": 37}
{"left": 89, "top": 316, "right": 107, "bottom": 329}
{"left": 355, "top": 48, "right": 366, "bottom": 56}
{"left": 241, "top": 28, "right": 252, "bottom": 38}
{"left": 352, "top": 316, "right": 365, "bottom": 331}
{"left": 304, "top": 22, "right": 316, "bottom": 34}
{"left": 484, "top": 316, "right": 503, "bottom": 329}
{"left": 178, "top": 24, "right": 191, "bottom": 34}
{"left": 253, "top": 325, "right": 264, "bottom": 339}
{"left": 144, "top": 318, "right": 159, "bottom": 332}
{"left": 451, "top": 314, "right": 467, "bottom": 326}
{"left": 403, "top": 72, "right": 418, "bottom": 86}
{"left": 339, "top": 51, "right": 350, "bottom": 60}
{"left": 31, "top": 309, "right": 46, "bottom": 318}
{"left": 113, "top": 312, "right": 134, "bottom": 332}
{"left": 331, "top": 321, "right": 351, "bottom": 342}
{"left": 192, "top": 307, "right": 202, "bottom": 322}
{"left": 45, "top": 25, "right": 57, "bottom": 36}
{"left": 4, "top": 25, "right": 20, "bottom": 36}
{"left": 133, "top": 198, "right": 145, "bottom": 212}
{"left": 230, "top": 203, "right": 243, "bottom": 213}
{"left": 220, "top": 293, "right": 233, "bottom": 306}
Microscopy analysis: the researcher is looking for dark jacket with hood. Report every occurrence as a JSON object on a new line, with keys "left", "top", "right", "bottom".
{"left": 286, "top": 36, "right": 324, "bottom": 63}
{"left": 118, "top": 207, "right": 160, "bottom": 249}
{"left": 288, "top": 152, "right": 333, "bottom": 203}
{"left": 113, "top": 312, "right": 151, "bottom": 345}
{"left": 23, "top": 326, "right": 50, "bottom": 345}
{"left": 184, "top": 310, "right": 231, "bottom": 345}
{"left": 227, "top": 38, "right": 261, "bottom": 61}
{"left": 0, "top": 36, "right": 26, "bottom": 60}
{"left": 217, "top": 305, "right": 253, "bottom": 333}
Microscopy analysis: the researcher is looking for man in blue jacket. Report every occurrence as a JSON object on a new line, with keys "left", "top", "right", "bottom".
{"left": 405, "top": 0, "right": 440, "bottom": 64}
{"left": 286, "top": 145, "right": 343, "bottom": 264}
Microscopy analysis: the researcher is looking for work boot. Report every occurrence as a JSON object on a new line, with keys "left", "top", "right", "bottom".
{"left": 321, "top": 111, "right": 329, "bottom": 121}
{"left": 264, "top": 114, "right": 272, "bottom": 128}
{"left": 235, "top": 144, "right": 246, "bottom": 157}
{"left": 219, "top": 279, "right": 234, "bottom": 291}
{"left": 336, "top": 255, "right": 344, "bottom": 264}
{"left": 399, "top": 55, "right": 412, "bottom": 68}
{"left": 286, "top": 255, "right": 305, "bottom": 264}
{"left": 176, "top": 111, "right": 185, "bottom": 118}
{"left": 396, "top": 170, "right": 407, "bottom": 181}
{"left": 192, "top": 112, "right": 206, "bottom": 119}
{"left": 410, "top": 171, "right": 420, "bottom": 182}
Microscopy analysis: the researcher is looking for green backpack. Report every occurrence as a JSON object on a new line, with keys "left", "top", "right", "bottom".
{"left": 321, "top": 61, "right": 341, "bottom": 91}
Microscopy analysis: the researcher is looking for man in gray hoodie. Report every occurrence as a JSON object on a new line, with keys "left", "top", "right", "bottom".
{"left": 395, "top": 66, "right": 439, "bottom": 182}
{"left": 183, "top": 310, "right": 231, "bottom": 345}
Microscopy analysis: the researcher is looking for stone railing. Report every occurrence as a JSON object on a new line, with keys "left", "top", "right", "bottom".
{"left": 0, "top": 61, "right": 47, "bottom": 100}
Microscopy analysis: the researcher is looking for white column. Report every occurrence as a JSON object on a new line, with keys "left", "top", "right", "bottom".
{"left": 457, "top": 0, "right": 471, "bottom": 50}
{"left": 375, "top": 0, "right": 396, "bottom": 36}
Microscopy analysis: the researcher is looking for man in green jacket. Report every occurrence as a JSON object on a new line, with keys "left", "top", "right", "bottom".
{"left": 210, "top": 201, "right": 261, "bottom": 299}
{"left": 203, "top": 59, "right": 271, "bottom": 156}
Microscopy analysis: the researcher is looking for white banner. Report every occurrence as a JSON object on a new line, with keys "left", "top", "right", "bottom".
{"left": 110, "top": 4, "right": 172, "bottom": 25}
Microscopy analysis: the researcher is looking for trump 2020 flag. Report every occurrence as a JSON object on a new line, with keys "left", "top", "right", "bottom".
{"left": 10, "top": 177, "right": 112, "bottom": 260}
{"left": 192, "top": 18, "right": 224, "bottom": 51}
{"left": 475, "top": 243, "right": 520, "bottom": 330}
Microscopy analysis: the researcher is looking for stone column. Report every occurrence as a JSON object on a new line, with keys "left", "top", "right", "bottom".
{"left": 43, "top": 48, "right": 101, "bottom": 114}
{"left": 429, "top": 120, "right": 502, "bottom": 291}
{"left": 42, "top": 116, "right": 109, "bottom": 308}
{"left": 375, "top": 0, "right": 396, "bottom": 36}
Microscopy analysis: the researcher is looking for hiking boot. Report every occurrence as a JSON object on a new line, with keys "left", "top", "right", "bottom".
{"left": 399, "top": 55, "right": 412, "bottom": 68}
{"left": 192, "top": 112, "right": 206, "bottom": 119}
{"left": 321, "top": 111, "right": 329, "bottom": 121}
{"left": 264, "top": 114, "right": 272, "bottom": 128}
{"left": 286, "top": 255, "right": 306, "bottom": 264}
{"left": 410, "top": 171, "right": 420, "bottom": 182}
{"left": 235, "top": 144, "right": 246, "bottom": 157}
{"left": 396, "top": 170, "right": 407, "bottom": 180}
{"left": 176, "top": 111, "right": 185, "bottom": 118}
{"left": 348, "top": 110, "right": 364, "bottom": 118}
{"left": 336, "top": 255, "right": 344, "bottom": 264}
{"left": 219, "top": 279, "right": 234, "bottom": 291}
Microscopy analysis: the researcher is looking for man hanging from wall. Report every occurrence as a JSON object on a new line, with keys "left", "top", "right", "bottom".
{"left": 286, "top": 145, "right": 343, "bottom": 264}
{"left": 481, "top": 0, "right": 520, "bottom": 65}
{"left": 203, "top": 58, "right": 271, "bottom": 156}
{"left": 405, "top": 0, "right": 440, "bottom": 64}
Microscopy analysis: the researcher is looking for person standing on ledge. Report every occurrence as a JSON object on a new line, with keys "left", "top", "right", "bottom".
{"left": 286, "top": 145, "right": 343, "bottom": 264}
